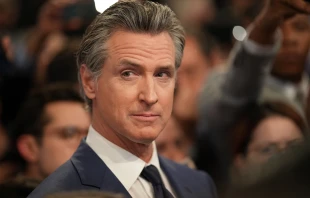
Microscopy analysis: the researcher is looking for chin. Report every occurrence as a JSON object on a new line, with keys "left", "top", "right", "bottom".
{"left": 129, "top": 128, "right": 162, "bottom": 145}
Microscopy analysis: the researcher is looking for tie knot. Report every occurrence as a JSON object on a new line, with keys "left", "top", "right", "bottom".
{"left": 141, "top": 165, "right": 163, "bottom": 185}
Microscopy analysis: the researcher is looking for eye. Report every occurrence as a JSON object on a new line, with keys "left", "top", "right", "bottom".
{"left": 260, "top": 145, "right": 278, "bottom": 155}
{"left": 293, "top": 21, "right": 310, "bottom": 31}
{"left": 121, "top": 71, "right": 135, "bottom": 77}
{"left": 155, "top": 71, "right": 171, "bottom": 78}
{"left": 60, "top": 127, "right": 79, "bottom": 139}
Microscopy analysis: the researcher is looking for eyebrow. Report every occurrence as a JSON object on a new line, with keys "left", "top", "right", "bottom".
{"left": 118, "top": 59, "right": 175, "bottom": 71}
{"left": 118, "top": 59, "right": 141, "bottom": 68}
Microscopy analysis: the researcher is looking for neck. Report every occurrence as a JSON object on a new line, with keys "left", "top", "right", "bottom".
{"left": 92, "top": 116, "right": 154, "bottom": 163}
{"left": 24, "top": 164, "right": 44, "bottom": 181}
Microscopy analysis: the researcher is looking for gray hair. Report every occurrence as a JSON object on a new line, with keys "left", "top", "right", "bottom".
{"left": 76, "top": 0, "right": 185, "bottom": 110}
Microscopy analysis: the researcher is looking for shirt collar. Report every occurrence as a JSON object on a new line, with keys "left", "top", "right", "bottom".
{"left": 266, "top": 74, "right": 309, "bottom": 101}
{"left": 86, "top": 125, "right": 160, "bottom": 191}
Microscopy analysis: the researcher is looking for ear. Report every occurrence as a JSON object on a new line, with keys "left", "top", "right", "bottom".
{"left": 80, "top": 64, "right": 96, "bottom": 100}
{"left": 17, "top": 135, "right": 40, "bottom": 163}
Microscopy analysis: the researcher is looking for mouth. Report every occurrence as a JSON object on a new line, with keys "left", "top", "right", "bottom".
{"left": 131, "top": 113, "right": 160, "bottom": 122}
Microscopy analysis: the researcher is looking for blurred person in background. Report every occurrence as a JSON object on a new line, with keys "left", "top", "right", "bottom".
{"left": 0, "top": 75, "right": 34, "bottom": 184}
{"left": 204, "top": 0, "right": 264, "bottom": 66}
{"left": 0, "top": 120, "right": 7, "bottom": 161}
{"left": 171, "top": 0, "right": 217, "bottom": 30}
{"left": 45, "top": 49, "right": 79, "bottom": 87}
{"left": 232, "top": 102, "right": 306, "bottom": 174}
{"left": 229, "top": 139, "right": 310, "bottom": 198}
{"left": 195, "top": 0, "right": 310, "bottom": 194}
{"left": 0, "top": 93, "right": 12, "bottom": 184}
{"left": 0, "top": 84, "right": 90, "bottom": 197}
{"left": 1, "top": 34, "right": 15, "bottom": 76}
{"left": 0, "top": 41, "right": 34, "bottom": 184}
{"left": 229, "top": 0, "right": 262, "bottom": 24}
{"left": 261, "top": 13, "right": 310, "bottom": 115}
{"left": 213, "top": 0, "right": 310, "bottom": 114}
{"left": 35, "top": 32, "right": 69, "bottom": 85}
{"left": 6, "top": 0, "right": 97, "bottom": 80}
{"left": 38, "top": 38, "right": 82, "bottom": 86}
{"left": 0, "top": 0, "right": 19, "bottom": 30}
{"left": 156, "top": 116, "right": 196, "bottom": 169}
{"left": 173, "top": 30, "right": 221, "bottom": 148}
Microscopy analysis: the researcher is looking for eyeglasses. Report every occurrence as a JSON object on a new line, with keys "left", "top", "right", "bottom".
{"left": 248, "top": 139, "right": 304, "bottom": 157}
{"left": 44, "top": 126, "right": 88, "bottom": 144}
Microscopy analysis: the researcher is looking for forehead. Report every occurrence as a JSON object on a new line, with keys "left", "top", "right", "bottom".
{"left": 44, "top": 101, "right": 89, "bottom": 127}
{"left": 106, "top": 30, "right": 176, "bottom": 66}
{"left": 252, "top": 116, "right": 300, "bottom": 140}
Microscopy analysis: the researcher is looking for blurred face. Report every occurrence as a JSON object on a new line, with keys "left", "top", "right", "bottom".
{"left": 38, "top": 101, "right": 90, "bottom": 177}
{"left": 272, "top": 15, "right": 310, "bottom": 80}
{"left": 174, "top": 36, "right": 211, "bottom": 121}
{"left": 89, "top": 31, "right": 176, "bottom": 145}
{"left": 243, "top": 115, "right": 303, "bottom": 166}
{"left": 156, "top": 117, "right": 187, "bottom": 162}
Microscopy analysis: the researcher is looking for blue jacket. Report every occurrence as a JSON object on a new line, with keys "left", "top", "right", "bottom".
{"left": 28, "top": 140, "right": 217, "bottom": 198}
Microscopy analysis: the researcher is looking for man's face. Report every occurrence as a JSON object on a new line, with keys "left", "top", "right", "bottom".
{"left": 38, "top": 101, "right": 90, "bottom": 177}
{"left": 89, "top": 31, "right": 176, "bottom": 145}
{"left": 173, "top": 36, "right": 211, "bottom": 122}
{"left": 272, "top": 15, "right": 310, "bottom": 80}
{"left": 243, "top": 116, "right": 303, "bottom": 166}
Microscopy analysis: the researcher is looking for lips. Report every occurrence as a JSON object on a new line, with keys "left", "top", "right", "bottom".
{"left": 131, "top": 113, "right": 160, "bottom": 122}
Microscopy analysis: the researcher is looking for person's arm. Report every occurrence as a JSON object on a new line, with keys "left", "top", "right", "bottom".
{"left": 194, "top": 25, "right": 281, "bottom": 195}
{"left": 194, "top": 0, "right": 310, "bottom": 192}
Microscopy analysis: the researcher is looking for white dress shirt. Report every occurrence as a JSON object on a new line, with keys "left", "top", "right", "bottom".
{"left": 86, "top": 126, "right": 176, "bottom": 198}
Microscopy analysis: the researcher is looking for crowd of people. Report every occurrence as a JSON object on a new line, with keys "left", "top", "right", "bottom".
{"left": 1, "top": 0, "right": 310, "bottom": 197}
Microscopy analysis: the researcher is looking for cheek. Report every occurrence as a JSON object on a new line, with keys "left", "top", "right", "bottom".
{"left": 160, "top": 87, "right": 175, "bottom": 109}
{"left": 246, "top": 152, "right": 269, "bottom": 165}
{"left": 97, "top": 81, "right": 137, "bottom": 112}
{"left": 40, "top": 140, "right": 77, "bottom": 169}
{"left": 298, "top": 34, "right": 310, "bottom": 53}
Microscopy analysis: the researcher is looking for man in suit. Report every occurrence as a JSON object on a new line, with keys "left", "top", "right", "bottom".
{"left": 28, "top": 1, "right": 217, "bottom": 198}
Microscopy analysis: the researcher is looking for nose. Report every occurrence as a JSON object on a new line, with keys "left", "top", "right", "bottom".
{"left": 139, "top": 77, "right": 158, "bottom": 106}
{"left": 281, "top": 25, "right": 298, "bottom": 48}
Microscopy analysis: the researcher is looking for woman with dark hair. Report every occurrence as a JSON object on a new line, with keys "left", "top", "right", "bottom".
{"left": 232, "top": 101, "right": 307, "bottom": 172}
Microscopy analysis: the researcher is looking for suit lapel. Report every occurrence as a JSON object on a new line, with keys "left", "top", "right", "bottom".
{"left": 71, "top": 140, "right": 131, "bottom": 197}
{"left": 159, "top": 156, "right": 193, "bottom": 198}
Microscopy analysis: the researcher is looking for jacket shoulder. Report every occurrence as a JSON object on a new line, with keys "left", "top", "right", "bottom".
{"left": 161, "top": 157, "right": 218, "bottom": 198}
{"left": 27, "top": 160, "right": 96, "bottom": 198}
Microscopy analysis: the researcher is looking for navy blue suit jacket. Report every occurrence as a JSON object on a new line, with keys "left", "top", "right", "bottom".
{"left": 28, "top": 140, "right": 217, "bottom": 198}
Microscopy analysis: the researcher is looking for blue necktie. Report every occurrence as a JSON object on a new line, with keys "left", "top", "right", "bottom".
{"left": 141, "top": 165, "right": 174, "bottom": 198}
